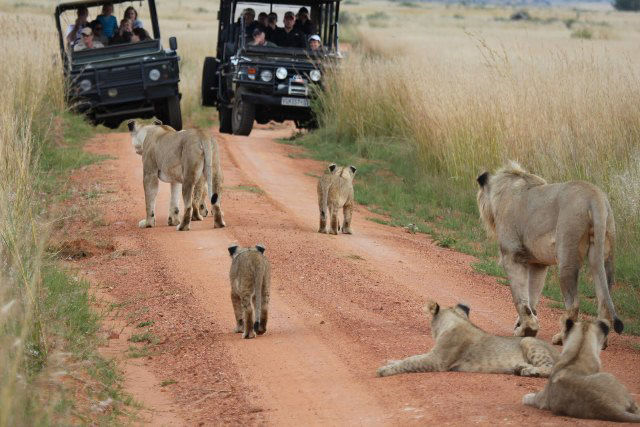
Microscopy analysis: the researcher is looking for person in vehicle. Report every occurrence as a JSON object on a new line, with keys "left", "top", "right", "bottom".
{"left": 257, "top": 12, "right": 268, "bottom": 30}
{"left": 249, "top": 28, "right": 277, "bottom": 47}
{"left": 65, "top": 6, "right": 89, "bottom": 46}
{"left": 97, "top": 3, "right": 118, "bottom": 39}
{"left": 294, "top": 7, "right": 315, "bottom": 35}
{"left": 124, "top": 6, "right": 144, "bottom": 29}
{"left": 308, "top": 34, "right": 323, "bottom": 52}
{"left": 131, "top": 27, "right": 150, "bottom": 42}
{"left": 273, "top": 11, "right": 306, "bottom": 48}
{"left": 241, "top": 8, "right": 258, "bottom": 36}
{"left": 110, "top": 19, "right": 133, "bottom": 44}
{"left": 74, "top": 27, "right": 104, "bottom": 51}
{"left": 89, "top": 20, "right": 108, "bottom": 45}
{"left": 265, "top": 12, "right": 279, "bottom": 42}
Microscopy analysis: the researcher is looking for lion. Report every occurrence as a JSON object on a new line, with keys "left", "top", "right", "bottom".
{"left": 376, "top": 301, "right": 559, "bottom": 378}
{"left": 317, "top": 163, "right": 356, "bottom": 235}
{"left": 228, "top": 244, "right": 271, "bottom": 339}
{"left": 476, "top": 161, "right": 622, "bottom": 343}
{"left": 128, "top": 121, "right": 225, "bottom": 231}
{"left": 523, "top": 318, "right": 640, "bottom": 422}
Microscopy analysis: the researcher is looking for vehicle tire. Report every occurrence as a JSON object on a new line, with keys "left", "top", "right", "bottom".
{"left": 218, "top": 105, "right": 232, "bottom": 134}
{"left": 165, "top": 95, "right": 182, "bottom": 130}
{"left": 201, "top": 57, "right": 218, "bottom": 107}
{"left": 231, "top": 90, "right": 255, "bottom": 136}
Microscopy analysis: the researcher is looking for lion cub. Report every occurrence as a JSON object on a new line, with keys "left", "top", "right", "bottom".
{"left": 377, "top": 301, "right": 559, "bottom": 378}
{"left": 228, "top": 244, "right": 271, "bottom": 339}
{"left": 317, "top": 163, "right": 356, "bottom": 235}
{"left": 523, "top": 319, "right": 640, "bottom": 422}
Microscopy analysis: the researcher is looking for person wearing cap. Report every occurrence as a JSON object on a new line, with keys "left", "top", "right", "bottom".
{"left": 294, "top": 7, "right": 315, "bottom": 35}
{"left": 73, "top": 27, "right": 104, "bottom": 51}
{"left": 273, "top": 11, "right": 306, "bottom": 48}
{"left": 308, "top": 34, "right": 323, "bottom": 52}
{"left": 66, "top": 6, "right": 89, "bottom": 46}
{"left": 249, "top": 28, "right": 277, "bottom": 47}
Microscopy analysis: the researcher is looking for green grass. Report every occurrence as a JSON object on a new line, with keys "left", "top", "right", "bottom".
{"left": 282, "top": 126, "right": 640, "bottom": 335}
{"left": 160, "top": 379, "right": 177, "bottom": 387}
{"left": 126, "top": 345, "right": 152, "bottom": 359}
{"left": 228, "top": 185, "right": 265, "bottom": 195}
{"left": 128, "top": 332, "right": 159, "bottom": 345}
{"left": 136, "top": 320, "right": 155, "bottom": 328}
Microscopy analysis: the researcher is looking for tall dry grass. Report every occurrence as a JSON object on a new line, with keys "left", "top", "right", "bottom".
{"left": 0, "top": 11, "right": 66, "bottom": 426}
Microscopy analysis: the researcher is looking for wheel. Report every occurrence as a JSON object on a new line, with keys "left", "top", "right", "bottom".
{"left": 231, "top": 89, "right": 255, "bottom": 136}
{"left": 165, "top": 95, "right": 182, "bottom": 130}
{"left": 218, "top": 105, "right": 232, "bottom": 134}
{"left": 201, "top": 57, "right": 219, "bottom": 107}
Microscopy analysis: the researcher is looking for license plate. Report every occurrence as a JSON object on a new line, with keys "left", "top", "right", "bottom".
{"left": 281, "top": 97, "right": 310, "bottom": 107}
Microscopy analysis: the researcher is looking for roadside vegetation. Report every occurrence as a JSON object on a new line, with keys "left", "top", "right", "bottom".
{"left": 290, "top": 2, "right": 640, "bottom": 334}
{"left": 0, "top": 11, "right": 130, "bottom": 425}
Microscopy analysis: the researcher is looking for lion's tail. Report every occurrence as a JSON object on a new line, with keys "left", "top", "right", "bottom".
{"left": 211, "top": 138, "right": 223, "bottom": 205}
{"left": 202, "top": 135, "right": 214, "bottom": 206}
{"left": 590, "top": 197, "right": 623, "bottom": 334}
{"left": 253, "top": 263, "right": 265, "bottom": 333}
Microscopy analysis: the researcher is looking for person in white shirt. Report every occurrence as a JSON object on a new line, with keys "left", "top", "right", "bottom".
{"left": 65, "top": 6, "right": 89, "bottom": 47}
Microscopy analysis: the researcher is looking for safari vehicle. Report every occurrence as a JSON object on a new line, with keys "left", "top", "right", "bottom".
{"left": 55, "top": 0, "right": 182, "bottom": 130}
{"left": 201, "top": 0, "right": 342, "bottom": 135}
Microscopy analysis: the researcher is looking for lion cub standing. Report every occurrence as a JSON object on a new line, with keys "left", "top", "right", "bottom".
{"left": 128, "top": 120, "right": 225, "bottom": 231}
{"left": 523, "top": 319, "right": 640, "bottom": 422}
{"left": 228, "top": 244, "right": 271, "bottom": 339}
{"left": 377, "top": 301, "right": 559, "bottom": 378}
{"left": 317, "top": 163, "right": 356, "bottom": 235}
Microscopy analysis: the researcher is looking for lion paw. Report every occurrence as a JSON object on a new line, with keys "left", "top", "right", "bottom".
{"left": 242, "top": 330, "right": 256, "bottom": 339}
{"left": 234, "top": 324, "right": 243, "bottom": 333}
{"left": 177, "top": 222, "right": 190, "bottom": 231}
{"left": 168, "top": 215, "right": 179, "bottom": 226}
{"left": 516, "top": 365, "right": 541, "bottom": 377}
{"left": 214, "top": 218, "right": 226, "bottom": 228}
{"left": 551, "top": 332, "right": 564, "bottom": 345}
{"left": 522, "top": 393, "right": 537, "bottom": 406}
{"left": 139, "top": 219, "right": 154, "bottom": 228}
{"left": 342, "top": 227, "right": 353, "bottom": 235}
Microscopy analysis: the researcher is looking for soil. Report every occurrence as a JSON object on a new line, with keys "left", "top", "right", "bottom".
{"left": 63, "top": 126, "right": 640, "bottom": 426}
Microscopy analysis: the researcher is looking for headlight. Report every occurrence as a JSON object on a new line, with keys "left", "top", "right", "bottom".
{"left": 309, "top": 70, "right": 321, "bottom": 82}
{"left": 260, "top": 70, "right": 273, "bottom": 82}
{"left": 276, "top": 67, "right": 287, "bottom": 80}
{"left": 148, "top": 69, "right": 161, "bottom": 81}
{"left": 79, "top": 79, "right": 92, "bottom": 92}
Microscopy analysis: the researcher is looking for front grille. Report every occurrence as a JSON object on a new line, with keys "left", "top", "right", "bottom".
{"left": 288, "top": 74, "right": 308, "bottom": 96}
{"left": 98, "top": 67, "right": 141, "bottom": 85}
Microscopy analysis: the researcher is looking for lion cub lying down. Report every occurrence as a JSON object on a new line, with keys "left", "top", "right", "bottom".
{"left": 523, "top": 318, "right": 640, "bottom": 422}
{"left": 377, "top": 301, "right": 559, "bottom": 378}
{"left": 228, "top": 244, "right": 271, "bottom": 339}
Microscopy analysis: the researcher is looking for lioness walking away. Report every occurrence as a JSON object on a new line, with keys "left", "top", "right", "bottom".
{"left": 523, "top": 319, "right": 640, "bottom": 422}
{"left": 377, "top": 301, "right": 559, "bottom": 378}
{"left": 228, "top": 244, "right": 271, "bottom": 339}
{"left": 128, "top": 121, "right": 225, "bottom": 231}
{"left": 476, "top": 161, "right": 622, "bottom": 343}
{"left": 317, "top": 163, "right": 356, "bottom": 235}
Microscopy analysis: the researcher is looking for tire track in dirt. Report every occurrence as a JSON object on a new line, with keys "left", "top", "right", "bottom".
{"left": 72, "top": 127, "right": 639, "bottom": 426}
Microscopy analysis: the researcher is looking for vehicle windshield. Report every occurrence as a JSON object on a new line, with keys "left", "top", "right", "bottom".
{"left": 59, "top": 1, "right": 154, "bottom": 54}
{"left": 233, "top": 1, "right": 332, "bottom": 53}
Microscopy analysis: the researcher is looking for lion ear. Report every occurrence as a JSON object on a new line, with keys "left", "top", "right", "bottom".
{"left": 328, "top": 163, "right": 337, "bottom": 172}
{"left": 424, "top": 301, "right": 440, "bottom": 316}
{"left": 152, "top": 117, "right": 163, "bottom": 126}
{"left": 564, "top": 318, "right": 574, "bottom": 333}
{"left": 127, "top": 120, "right": 137, "bottom": 132}
{"left": 255, "top": 244, "right": 266, "bottom": 254}
{"left": 598, "top": 319, "right": 610, "bottom": 337}
{"left": 456, "top": 303, "right": 470, "bottom": 317}
{"left": 349, "top": 165, "right": 357, "bottom": 175}
{"left": 228, "top": 245, "right": 239, "bottom": 257}
{"left": 477, "top": 171, "right": 490, "bottom": 187}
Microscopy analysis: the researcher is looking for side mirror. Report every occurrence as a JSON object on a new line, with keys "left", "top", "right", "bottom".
{"left": 169, "top": 36, "right": 178, "bottom": 51}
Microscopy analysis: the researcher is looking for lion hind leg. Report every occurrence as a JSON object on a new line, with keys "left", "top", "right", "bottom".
{"left": 168, "top": 182, "right": 182, "bottom": 226}
{"left": 553, "top": 256, "right": 581, "bottom": 344}
{"left": 502, "top": 254, "right": 539, "bottom": 337}
{"left": 342, "top": 202, "right": 353, "bottom": 234}
{"left": 231, "top": 290, "right": 243, "bottom": 333}
{"left": 377, "top": 352, "right": 443, "bottom": 377}
{"left": 177, "top": 179, "right": 195, "bottom": 231}
{"left": 241, "top": 295, "right": 255, "bottom": 339}
{"left": 140, "top": 173, "right": 159, "bottom": 228}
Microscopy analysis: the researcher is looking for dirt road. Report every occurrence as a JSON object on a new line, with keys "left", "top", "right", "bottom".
{"left": 69, "top": 125, "right": 640, "bottom": 425}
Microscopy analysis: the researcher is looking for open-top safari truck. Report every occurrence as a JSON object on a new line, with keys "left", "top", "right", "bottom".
{"left": 201, "top": 0, "right": 342, "bottom": 135}
{"left": 55, "top": 0, "right": 183, "bottom": 129}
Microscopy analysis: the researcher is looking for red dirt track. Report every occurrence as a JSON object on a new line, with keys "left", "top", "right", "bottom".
{"left": 70, "top": 125, "right": 640, "bottom": 426}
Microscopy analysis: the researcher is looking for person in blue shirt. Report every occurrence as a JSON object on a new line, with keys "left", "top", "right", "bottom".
{"left": 97, "top": 3, "right": 118, "bottom": 39}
